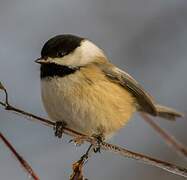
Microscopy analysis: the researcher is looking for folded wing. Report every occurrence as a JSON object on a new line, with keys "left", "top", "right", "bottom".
{"left": 97, "top": 63, "right": 183, "bottom": 120}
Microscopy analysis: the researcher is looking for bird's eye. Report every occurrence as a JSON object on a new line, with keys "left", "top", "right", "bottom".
{"left": 57, "top": 51, "right": 66, "bottom": 58}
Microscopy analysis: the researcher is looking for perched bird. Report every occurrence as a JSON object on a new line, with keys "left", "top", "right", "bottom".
{"left": 35, "top": 34, "right": 183, "bottom": 142}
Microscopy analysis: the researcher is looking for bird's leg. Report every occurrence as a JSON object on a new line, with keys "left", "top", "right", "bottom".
{"left": 54, "top": 121, "right": 67, "bottom": 138}
{"left": 92, "top": 134, "right": 105, "bottom": 153}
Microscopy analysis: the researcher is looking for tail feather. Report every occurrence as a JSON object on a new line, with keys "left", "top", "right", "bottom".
{"left": 156, "top": 104, "right": 184, "bottom": 121}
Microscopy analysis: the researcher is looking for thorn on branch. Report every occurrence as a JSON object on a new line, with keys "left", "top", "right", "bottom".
{"left": 0, "top": 81, "right": 10, "bottom": 108}
{"left": 0, "top": 81, "right": 5, "bottom": 90}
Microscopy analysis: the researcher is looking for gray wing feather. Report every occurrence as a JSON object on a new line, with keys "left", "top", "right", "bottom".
{"left": 97, "top": 63, "right": 157, "bottom": 116}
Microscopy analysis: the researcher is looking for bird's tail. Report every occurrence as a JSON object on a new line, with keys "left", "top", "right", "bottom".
{"left": 155, "top": 104, "right": 184, "bottom": 121}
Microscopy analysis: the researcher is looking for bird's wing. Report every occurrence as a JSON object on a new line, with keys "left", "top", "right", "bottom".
{"left": 97, "top": 63, "right": 157, "bottom": 116}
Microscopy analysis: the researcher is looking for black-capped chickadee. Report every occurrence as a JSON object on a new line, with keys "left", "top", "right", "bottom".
{"left": 35, "top": 34, "right": 183, "bottom": 141}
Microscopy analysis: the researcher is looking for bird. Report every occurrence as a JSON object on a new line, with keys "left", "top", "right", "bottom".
{"left": 35, "top": 34, "right": 183, "bottom": 144}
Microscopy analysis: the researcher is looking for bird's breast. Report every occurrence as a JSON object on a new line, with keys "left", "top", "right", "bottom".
{"left": 41, "top": 66, "right": 135, "bottom": 138}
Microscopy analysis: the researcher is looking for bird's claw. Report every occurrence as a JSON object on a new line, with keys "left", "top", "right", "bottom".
{"left": 92, "top": 134, "right": 104, "bottom": 153}
{"left": 54, "top": 121, "right": 67, "bottom": 138}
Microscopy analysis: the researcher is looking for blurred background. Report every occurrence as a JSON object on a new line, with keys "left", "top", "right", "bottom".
{"left": 0, "top": 0, "right": 187, "bottom": 179}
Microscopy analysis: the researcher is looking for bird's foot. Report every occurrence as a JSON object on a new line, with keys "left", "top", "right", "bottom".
{"left": 92, "top": 134, "right": 104, "bottom": 153}
{"left": 54, "top": 121, "right": 67, "bottom": 138}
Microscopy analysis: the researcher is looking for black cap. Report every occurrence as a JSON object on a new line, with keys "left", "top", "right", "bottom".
{"left": 41, "top": 34, "right": 84, "bottom": 59}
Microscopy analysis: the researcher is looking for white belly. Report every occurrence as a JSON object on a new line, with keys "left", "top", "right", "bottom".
{"left": 41, "top": 72, "right": 135, "bottom": 138}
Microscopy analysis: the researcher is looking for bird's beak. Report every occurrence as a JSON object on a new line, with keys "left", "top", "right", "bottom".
{"left": 35, "top": 58, "right": 49, "bottom": 64}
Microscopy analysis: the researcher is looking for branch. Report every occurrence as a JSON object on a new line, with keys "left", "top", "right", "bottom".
{"left": 70, "top": 144, "right": 93, "bottom": 180}
{"left": 140, "top": 113, "right": 187, "bottom": 158}
{"left": 0, "top": 131, "right": 39, "bottom": 180}
{"left": 0, "top": 82, "right": 187, "bottom": 178}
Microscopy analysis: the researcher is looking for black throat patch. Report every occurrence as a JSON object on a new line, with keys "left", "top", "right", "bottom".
{"left": 40, "top": 63, "right": 80, "bottom": 79}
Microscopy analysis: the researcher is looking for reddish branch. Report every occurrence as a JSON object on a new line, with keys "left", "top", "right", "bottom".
{"left": 0, "top": 82, "right": 187, "bottom": 178}
{"left": 141, "top": 113, "right": 187, "bottom": 158}
{"left": 0, "top": 131, "right": 39, "bottom": 180}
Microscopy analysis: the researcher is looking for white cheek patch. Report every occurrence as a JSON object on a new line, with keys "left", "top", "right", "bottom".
{"left": 54, "top": 47, "right": 82, "bottom": 66}
{"left": 49, "top": 40, "right": 106, "bottom": 67}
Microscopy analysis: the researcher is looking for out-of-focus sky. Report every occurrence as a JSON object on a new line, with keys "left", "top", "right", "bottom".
{"left": 0, "top": 0, "right": 187, "bottom": 179}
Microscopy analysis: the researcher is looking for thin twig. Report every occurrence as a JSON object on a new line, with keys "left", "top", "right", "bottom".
{"left": 0, "top": 131, "right": 39, "bottom": 180}
{"left": 140, "top": 113, "right": 187, "bottom": 158}
{"left": 70, "top": 144, "right": 93, "bottom": 180}
{"left": 0, "top": 82, "right": 187, "bottom": 178}
{"left": 101, "top": 142, "right": 187, "bottom": 178}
